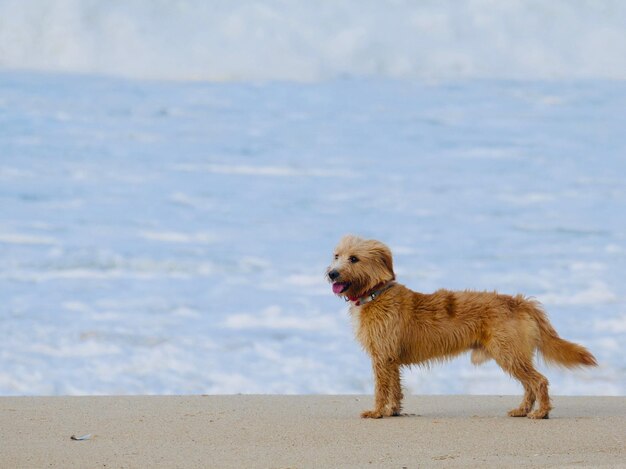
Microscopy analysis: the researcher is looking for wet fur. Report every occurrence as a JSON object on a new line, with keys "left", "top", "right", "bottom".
{"left": 327, "top": 235, "right": 597, "bottom": 419}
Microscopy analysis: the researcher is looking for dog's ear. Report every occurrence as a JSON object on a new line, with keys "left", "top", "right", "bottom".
{"left": 366, "top": 240, "right": 395, "bottom": 281}
{"left": 378, "top": 244, "right": 395, "bottom": 280}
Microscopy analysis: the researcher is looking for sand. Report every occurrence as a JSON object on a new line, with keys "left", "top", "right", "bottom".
{"left": 1, "top": 395, "right": 624, "bottom": 468}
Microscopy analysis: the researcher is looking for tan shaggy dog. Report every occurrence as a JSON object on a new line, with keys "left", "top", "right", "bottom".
{"left": 327, "top": 235, "right": 597, "bottom": 419}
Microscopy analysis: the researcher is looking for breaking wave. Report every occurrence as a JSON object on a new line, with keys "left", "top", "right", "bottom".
{"left": 1, "top": 0, "right": 625, "bottom": 81}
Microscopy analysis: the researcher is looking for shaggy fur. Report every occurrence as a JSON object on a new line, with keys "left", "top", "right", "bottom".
{"left": 327, "top": 235, "right": 597, "bottom": 419}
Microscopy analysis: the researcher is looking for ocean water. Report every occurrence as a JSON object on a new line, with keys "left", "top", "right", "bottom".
{"left": 1, "top": 1, "right": 625, "bottom": 397}
{"left": 1, "top": 74, "right": 624, "bottom": 396}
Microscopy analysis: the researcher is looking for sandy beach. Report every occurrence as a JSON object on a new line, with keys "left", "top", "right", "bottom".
{"left": 1, "top": 395, "right": 624, "bottom": 468}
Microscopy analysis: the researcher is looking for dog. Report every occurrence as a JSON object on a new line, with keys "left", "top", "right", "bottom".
{"left": 327, "top": 235, "right": 597, "bottom": 419}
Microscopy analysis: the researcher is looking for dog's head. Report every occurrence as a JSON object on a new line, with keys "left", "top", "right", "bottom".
{"left": 326, "top": 235, "right": 395, "bottom": 300}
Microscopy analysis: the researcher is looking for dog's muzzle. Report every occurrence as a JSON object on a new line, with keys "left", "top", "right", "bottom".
{"left": 328, "top": 269, "right": 340, "bottom": 281}
{"left": 328, "top": 269, "right": 351, "bottom": 294}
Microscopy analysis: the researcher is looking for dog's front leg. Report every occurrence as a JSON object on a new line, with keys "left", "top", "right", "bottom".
{"left": 361, "top": 358, "right": 398, "bottom": 418}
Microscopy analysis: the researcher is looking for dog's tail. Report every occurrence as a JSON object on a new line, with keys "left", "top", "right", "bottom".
{"left": 529, "top": 300, "right": 598, "bottom": 368}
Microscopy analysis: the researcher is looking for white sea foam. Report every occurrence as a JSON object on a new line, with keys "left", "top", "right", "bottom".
{"left": 1, "top": 0, "right": 625, "bottom": 81}
{"left": 0, "top": 167, "right": 33, "bottom": 179}
{"left": 224, "top": 305, "right": 338, "bottom": 331}
{"left": 595, "top": 315, "right": 626, "bottom": 334}
{"left": 262, "top": 274, "right": 329, "bottom": 296}
{"left": 139, "top": 231, "right": 217, "bottom": 244}
{"left": 171, "top": 307, "right": 201, "bottom": 319}
{"left": 1, "top": 258, "right": 216, "bottom": 282}
{"left": 172, "top": 164, "right": 349, "bottom": 178}
{"left": 169, "top": 193, "right": 216, "bottom": 211}
{"left": 498, "top": 193, "right": 556, "bottom": 206}
{"left": 283, "top": 274, "right": 326, "bottom": 287}
{"left": 0, "top": 371, "right": 49, "bottom": 395}
{"left": 539, "top": 281, "right": 617, "bottom": 306}
{"left": 62, "top": 301, "right": 93, "bottom": 313}
{"left": 29, "top": 341, "right": 120, "bottom": 358}
{"left": 2, "top": 269, "right": 183, "bottom": 282}
{"left": 0, "top": 233, "right": 57, "bottom": 245}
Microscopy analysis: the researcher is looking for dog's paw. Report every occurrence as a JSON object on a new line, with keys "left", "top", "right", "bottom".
{"left": 527, "top": 410, "right": 550, "bottom": 420}
{"left": 384, "top": 404, "right": 402, "bottom": 417}
{"left": 507, "top": 408, "right": 529, "bottom": 417}
{"left": 360, "top": 410, "right": 383, "bottom": 419}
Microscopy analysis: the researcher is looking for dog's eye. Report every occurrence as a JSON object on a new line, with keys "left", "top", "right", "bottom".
{"left": 349, "top": 256, "right": 359, "bottom": 263}
{"left": 334, "top": 254, "right": 339, "bottom": 260}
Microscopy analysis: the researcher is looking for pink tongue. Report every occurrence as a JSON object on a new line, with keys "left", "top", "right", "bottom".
{"left": 332, "top": 283, "right": 345, "bottom": 294}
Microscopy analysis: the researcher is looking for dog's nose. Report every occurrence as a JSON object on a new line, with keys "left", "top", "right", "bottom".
{"left": 328, "top": 269, "right": 340, "bottom": 281}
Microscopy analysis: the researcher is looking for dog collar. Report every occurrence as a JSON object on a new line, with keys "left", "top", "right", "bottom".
{"left": 348, "top": 281, "right": 396, "bottom": 306}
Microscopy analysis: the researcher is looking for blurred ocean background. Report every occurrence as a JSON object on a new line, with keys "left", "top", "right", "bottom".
{"left": 1, "top": 0, "right": 625, "bottom": 396}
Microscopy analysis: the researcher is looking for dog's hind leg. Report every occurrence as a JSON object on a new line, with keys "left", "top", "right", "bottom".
{"left": 497, "top": 355, "right": 548, "bottom": 418}
{"left": 526, "top": 372, "right": 551, "bottom": 419}
{"left": 487, "top": 341, "right": 551, "bottom": 419}
{"left": 508, "top": 382, "right": 536, "bottom": 417}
